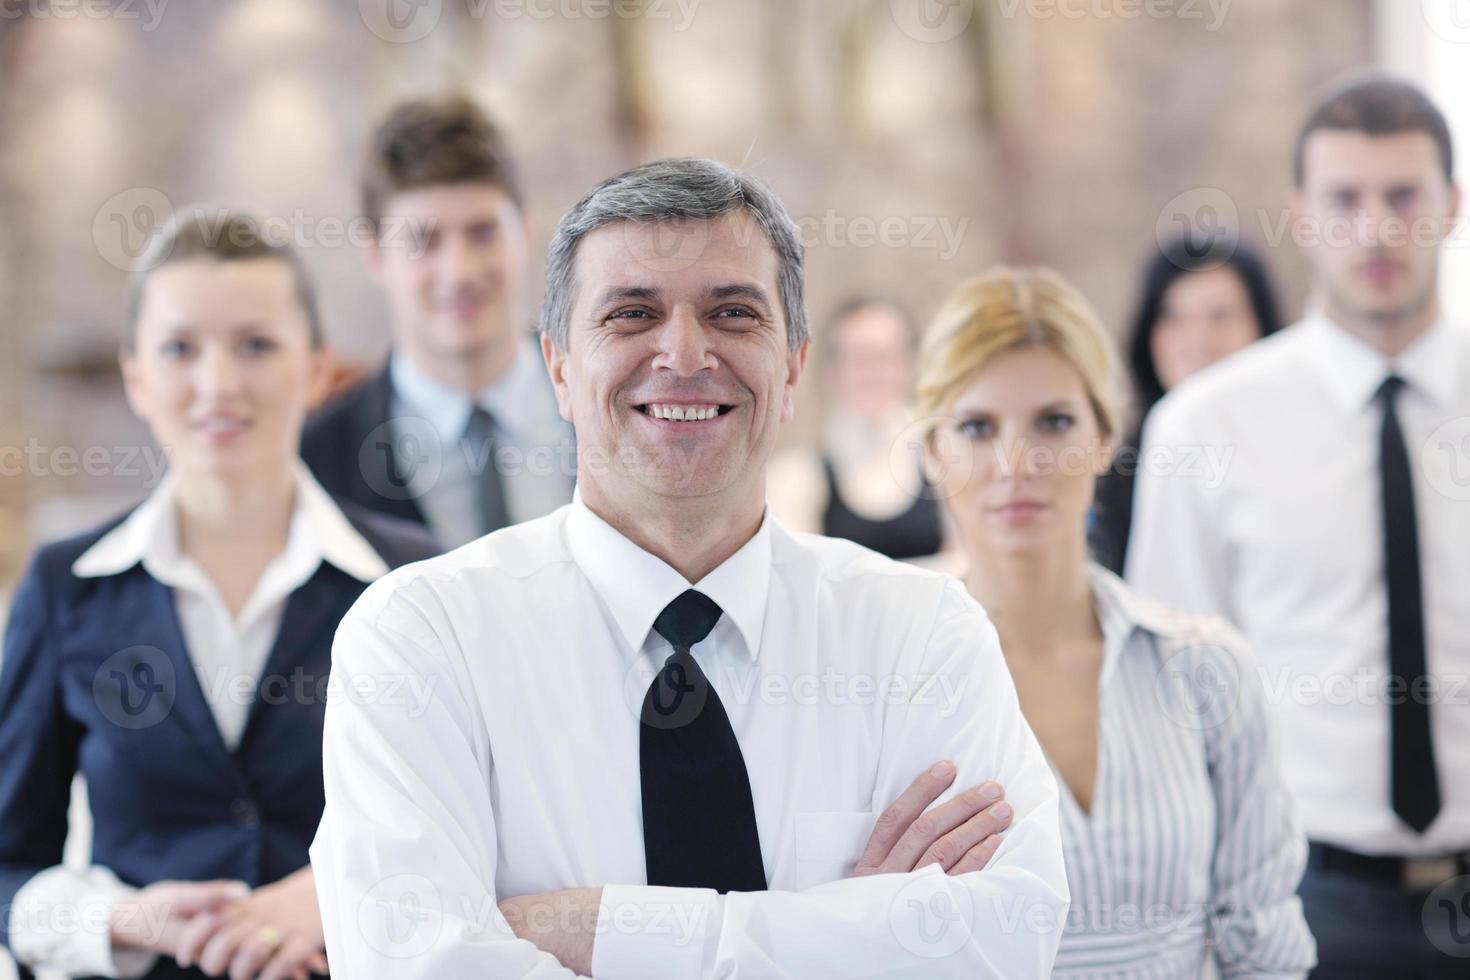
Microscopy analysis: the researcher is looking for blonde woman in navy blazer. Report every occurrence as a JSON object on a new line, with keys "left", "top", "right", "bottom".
{"left": 0, "top": 211, "right": 437, "bottom": 980}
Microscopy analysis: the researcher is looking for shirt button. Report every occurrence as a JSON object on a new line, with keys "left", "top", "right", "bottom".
{"left": 231, "top": 798, "right": 261, "bottom": 830}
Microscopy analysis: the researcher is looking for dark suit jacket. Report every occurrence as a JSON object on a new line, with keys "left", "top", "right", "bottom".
{"left": 300, "top": 365, "right": 430, "bottom": 528}
{"left": 0, "top": 501, "right": 437, "bottom": 979}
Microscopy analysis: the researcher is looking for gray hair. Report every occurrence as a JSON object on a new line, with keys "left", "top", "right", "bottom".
{"left": 539, "top": 157, "right": 808, "bottom": 352}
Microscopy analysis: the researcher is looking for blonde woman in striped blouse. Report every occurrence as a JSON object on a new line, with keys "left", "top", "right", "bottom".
{"left": 913, "top": 266, "right": 1316, "bottom": 978}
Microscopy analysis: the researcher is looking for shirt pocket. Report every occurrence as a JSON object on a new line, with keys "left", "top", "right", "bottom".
{"left": 792, "top": 811, "right": 874, "bottom": 890}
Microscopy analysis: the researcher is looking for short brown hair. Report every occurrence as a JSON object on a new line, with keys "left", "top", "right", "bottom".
{"left": 1294, "top": 75, "right": 1453, "bottom": 187}
{"left": 124, "top": 208, "right": 323, "bottom": 352}
{"left": 361, "top": 93, "right": 523, "bottom": 235}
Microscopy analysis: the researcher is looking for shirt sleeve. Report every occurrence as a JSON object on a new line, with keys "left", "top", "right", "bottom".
{"left": 1124, "top": 400, "right": 1236, "bottom": 620}
{"left": 1191, "top": 624, "right": 1316, "bottom": 979}
{"left": 309, "top": 592, "right": 584, "bottom": 979}
{"left": 592, "top": 577, "right": 1070, "bottom": 979}
{"left": 8, "top": 865, "right": 158, "bottom": 979}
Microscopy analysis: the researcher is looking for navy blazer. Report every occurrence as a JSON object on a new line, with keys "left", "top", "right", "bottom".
{"left": 301, "top": 365, "right": 430, "bottom": 529}
{"left": 0, "top": 501, "right": 437, "bottom": 979}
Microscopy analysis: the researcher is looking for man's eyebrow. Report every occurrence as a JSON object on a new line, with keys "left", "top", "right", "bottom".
{"left": 707, "top": 283, "right": 773, "bottom": 306}
{"left": 593, "top": 285, "right": 662, "bottom": 307}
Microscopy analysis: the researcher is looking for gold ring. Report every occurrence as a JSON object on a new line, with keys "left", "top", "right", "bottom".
{"left": 257, "top": 926, "right": 282, "bottom": 948}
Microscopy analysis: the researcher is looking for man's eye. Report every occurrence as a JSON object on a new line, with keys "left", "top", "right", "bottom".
{"left": 609, "top": 309, "right": 651, "bottom": 320}
{"left": 715, "top": 307, "right": 756, "bottom": 319}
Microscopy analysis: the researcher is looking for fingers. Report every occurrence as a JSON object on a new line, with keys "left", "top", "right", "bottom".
{"left": 884, "top": 780, "right": 1006, "bottom": 873}
{"left": 164, "top": 880, "right": 251, "bottom": 915}
{"left": 197, "top": 918, "right": 253, "bottom": 976}
{"left": 947, "top": 834, "right": 1005, "bottom": 875}
{"left": 306, "top": 951, "right": 329, "bottom": 973}
{"left": 252, "top": 938, "right": 319, "bottom": 980}
{"left": 227, "top": 926, "right": 283, "bottom": 980}
{"left": 914, "top": 798, "right": 1014, "bottom": 871}
{"left": 853, "top": 761, "right": 956, "bottom": 874}
{"left": 174, "top": 911, "right": 226, "bottom": 970}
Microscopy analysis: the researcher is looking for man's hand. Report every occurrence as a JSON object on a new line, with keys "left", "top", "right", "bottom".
{"left": 111, "top": 879, "right": 249, "bottom": 959}
{"left": 850, "top": 762, "right": 1012, "bottom": 877}
{"left": 498, "top": 887, "right": 603, "bottom": 977}
{"left": 173, "top": 868, "right": 330, "bottom": 980}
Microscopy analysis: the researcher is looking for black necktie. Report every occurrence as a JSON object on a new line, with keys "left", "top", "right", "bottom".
{"left": 640, "top": 590, "right": 767, "bottom": 892}
{"left": 1378, "top": 375, "right": 1440, "bottom": 833}
{"left": 462, "top": 406, "right": 510, "bottom": 535}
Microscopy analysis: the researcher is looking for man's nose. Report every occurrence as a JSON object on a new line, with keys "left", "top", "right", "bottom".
{"left": 653, "top": 307, "right": 717, "bottom": 375}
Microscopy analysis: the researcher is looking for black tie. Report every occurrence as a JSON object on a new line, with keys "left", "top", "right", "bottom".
{"left": 462, "top": 406, "right": 510, "bottom": 535}
{"left": 640, "top": 590, "right": 767, "bottom": 892}
{"left": 1378, "top": 375, "right": 1440, "bottom": 833}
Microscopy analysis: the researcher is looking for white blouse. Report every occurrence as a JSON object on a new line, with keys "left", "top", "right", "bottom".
{"left": 1049, "top": 565, "right": 1316, "bottom": 978}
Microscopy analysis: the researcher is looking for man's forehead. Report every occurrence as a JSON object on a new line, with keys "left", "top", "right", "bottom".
{"left": 1303, "top": 130, "right": 1444, "bottom": 184}
{"left": 574, "top": 211, "right": 780, "bottom": 281}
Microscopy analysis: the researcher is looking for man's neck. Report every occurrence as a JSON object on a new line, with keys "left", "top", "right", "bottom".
{"left": 402, "top": 332, "right": 521, "bottom": 397}
{"left": 581, "top": 481, "right": 765, "bottom": 584}
{"left": 1322, "top": 296, "right": 1440, "bottom": 359}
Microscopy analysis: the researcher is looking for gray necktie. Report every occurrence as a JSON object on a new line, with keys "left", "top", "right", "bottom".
{"left": 462, "top": 405, "right": 511, "bottom": 535}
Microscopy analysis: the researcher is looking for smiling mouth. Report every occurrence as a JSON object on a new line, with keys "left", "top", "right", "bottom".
{"left": 634, "top": 403, "right": 736, "bottom": 422}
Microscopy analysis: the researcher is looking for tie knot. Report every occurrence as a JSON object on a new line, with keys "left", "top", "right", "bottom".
{"left": 653, "top": 590, "right": 723, "bottom": 651}
{"left": 463, "top": 404, "right": 496, "bottom": 441}
{"left": 1377, "top": 374, "right": 1407, "bottom": 404}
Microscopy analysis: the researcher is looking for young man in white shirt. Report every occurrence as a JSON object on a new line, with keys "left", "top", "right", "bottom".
{"left": 310, "top": 158, "right": 1069, "bottom": 978}
{"left": 1128, "top": 76, "right": 1470, "bottom": 976}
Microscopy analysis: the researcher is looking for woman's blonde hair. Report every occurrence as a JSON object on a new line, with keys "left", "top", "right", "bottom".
{"left": 914, "top": 266, "right": 1119, "bottom": 440}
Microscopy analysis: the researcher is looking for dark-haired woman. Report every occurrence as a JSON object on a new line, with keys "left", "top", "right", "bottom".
{"left": 1089, "top": 240, "right": 1282, "bottom": 573}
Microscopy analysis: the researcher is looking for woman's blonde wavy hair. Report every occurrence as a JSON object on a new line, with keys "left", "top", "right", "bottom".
{"left": 914, "top": 266, "right": 1120, "bottom": 442}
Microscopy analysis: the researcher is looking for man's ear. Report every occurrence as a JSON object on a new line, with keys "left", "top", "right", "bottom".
{"left": 779, "top": 340, "right": 810, "bottom": 424}
{"left": 541, "top": 331, "right": 574, "bottom": 424}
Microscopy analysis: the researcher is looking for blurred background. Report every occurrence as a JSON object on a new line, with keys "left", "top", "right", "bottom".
{"left": 1, "top": 0, "right": 1469, "bottom": 592}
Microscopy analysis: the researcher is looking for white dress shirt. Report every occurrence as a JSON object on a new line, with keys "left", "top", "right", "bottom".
{"left": 1126, "top": 314, "right": 1470, "bottom": 857}
{"left": 310, "top": 491, "right": 1070, "bottom": 978}
{"left": 389, "top": 334, "right": 576, "bottom": 546}
{"left": 8, "top": 462, "right": 386, "bottom": 979}
{"left": 1051, "top": 565, "right": 1314, "bottom": 978}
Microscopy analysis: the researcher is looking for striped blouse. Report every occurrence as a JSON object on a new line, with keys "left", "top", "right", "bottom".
{"left": 1049, "top": 565, "right": 1317, "bottom": 978}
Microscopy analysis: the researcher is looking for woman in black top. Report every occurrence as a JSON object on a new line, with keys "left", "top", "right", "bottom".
{"left": 768, "top": 299, "right": 944, "bottom": 560}
{"left": 1089, "top": 239, "right": 1282, "bottom": 574}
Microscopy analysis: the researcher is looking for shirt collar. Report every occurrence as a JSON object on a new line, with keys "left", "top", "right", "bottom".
{"left": 1303, "top": 311, "right": 1465, "bottom": 411}
{"left": 72, "top": 461, "right": 388, "bottom": 586}
{"left": 1087, "top": 562, "right": 1194, "bottom": 687}
{"left": 564, "top": 487, "right": 771, "bottom": 661}
{"left": 390, "top": 334, "right": 556, "bottom": 443}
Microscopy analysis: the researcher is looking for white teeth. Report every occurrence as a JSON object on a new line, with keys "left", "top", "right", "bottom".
{"left": 646, "top": 404, "right": 720, "bottom": 421}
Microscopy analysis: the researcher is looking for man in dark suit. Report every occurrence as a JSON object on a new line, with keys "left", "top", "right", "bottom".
{"left": 302, "top": 94, "right": 575, "bottom": 548}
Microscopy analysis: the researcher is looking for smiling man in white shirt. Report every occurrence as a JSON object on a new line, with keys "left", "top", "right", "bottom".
{"left": 1128, "top": 77, "right": 1470, "bottom": 976}
{"left": 309, "top": 157, "right": 1068, "bottom": 978}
